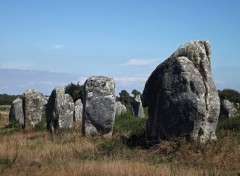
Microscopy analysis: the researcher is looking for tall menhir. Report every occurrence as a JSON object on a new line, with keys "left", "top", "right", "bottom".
{"left": 143, "top": 40, "right": 220, "bottom": 143}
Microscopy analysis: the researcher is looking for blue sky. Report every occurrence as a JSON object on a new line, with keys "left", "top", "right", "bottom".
{"left": 0, "top": 0, "right": 240, "bottom": 95}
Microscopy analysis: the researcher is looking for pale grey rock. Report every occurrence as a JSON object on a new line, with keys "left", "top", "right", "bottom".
{"left": 143, "top": 40, "right": 220, "bottom": 143}
{"left": 83, "top": 76, "right": 116, "bottom": 137}
{"left": 43, "top": 96, "right": 49, "bottom": 106}
{"left": 23, "top": 89, "right": 45, "bottom": 130}
{"left": 220, "top": 99, "right": 237, "bottom": 118}
{"left": 132, "top": 95, "right": 145, "bottom": 118}
{"left": 9, "top": 97, "right": 24, "bottom": 125}
{"left": 75, "top": 99, "right": 83, "bottom": 122}
{"left": 46, "top": 87, "right": 74, "bottom": 132}
{"left": 115, "top": 101, "right": 127, "bottom": 116}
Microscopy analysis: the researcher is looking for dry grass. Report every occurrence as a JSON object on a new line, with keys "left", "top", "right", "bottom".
{"left": 0, "top": 131, "right": 201, "bottom": 176}
{"left": 0, "top": 108, "right": 240, "bottom": 176}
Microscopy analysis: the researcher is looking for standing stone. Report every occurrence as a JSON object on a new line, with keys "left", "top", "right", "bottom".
{"left": 75, "top": 99, "right": 83, "bottom": 122}
{"left": 46, "top": 87, "right": 74, "bottom": 132}
{"left": 9, "top": 97, "right": 24, "bottom": 125}
{"left": 143, "top": 41, "right": 220, "bottom": 143}
{"left": 220, "top": 99, "right": 237, "bottom": 118}
{"left": 23, "top": 89, "right": 45, "bottom": 131}
{"left": 115, "top": 101, "right": 127, "bottom": 116}
{"left": 83, "top": 76, "right": 116, "bottom": 137}
{"left": 132, "top": 95, "right": 145, "bottom": 118}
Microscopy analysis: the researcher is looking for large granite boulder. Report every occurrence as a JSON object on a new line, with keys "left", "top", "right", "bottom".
{"left": 9, "top": 97, "right": 24, "bottom": 125}
{"left": 143, "top": 41, "right": 220, "bottom": 143}
{"left": 46, "top": 87, "right": 74, "bottom": 132}
{"left": 23, "top": 89, "right": 45, "bottom": 131}
{"left": 83, "top": 76, "right": 116, "bottom": 137}
{"left": 220, "top": 99, "right": 237, "bottom": 118}
{"left": 115, "top": 101, "right": 127, "bottom": 116}
{"left": 132, "top": 95, "right": 145, "bottom": 118}
{"left": 75, "top": 99, "right": 83, "bottom": 122}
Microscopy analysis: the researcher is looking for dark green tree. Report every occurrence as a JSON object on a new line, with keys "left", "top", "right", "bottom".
{"left": 119, "top": 90, "right": 131, "bottom": 105}
{"left": 131, "top": 89, "right": 141, "bottom": 98}
{"left": 218, "top": 89, "right": 240, "bottom": 104}
{"left": 65, "top": 82, "right": 84, "bottom": 102}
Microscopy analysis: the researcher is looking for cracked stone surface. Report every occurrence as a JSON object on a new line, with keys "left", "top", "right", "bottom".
{"left": 143, "top": 40, "right": 220, "bottom": 143}
{"left": 83, "top": 76, "right": 116, "bottom": 137}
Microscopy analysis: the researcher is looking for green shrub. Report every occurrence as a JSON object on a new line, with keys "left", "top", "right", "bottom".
{"left": 0, "top": 157, "right": 11, "bottom": 165}
{"left": 114, "top": 113, "right": 146, "bottom": 136}
{"left": 0, "top": 121, "right": 22, "bottom": 135}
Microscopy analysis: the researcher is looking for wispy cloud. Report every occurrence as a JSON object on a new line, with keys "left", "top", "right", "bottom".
{"left": 122, "top": 58, "right": 161, "bottom": 66}
{"left": 115, "top": 76, "right": 147, "bottom": 86}
{"left": 53, "top": 44, "right": 66, "bottom": 49}
{"left": 0, "top": 62, "right": 35, "bottom": 70}
{"left": 114, "top": 76, "right": 148, "bottom": 93}
{"left": 215, "top": 80, "right": 226, "bottom": 84}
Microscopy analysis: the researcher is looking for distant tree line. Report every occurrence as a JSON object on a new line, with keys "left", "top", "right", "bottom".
{"left": 65, "top": 83, "right": 142, "bottom": 106}
{"left": 218, "top": 89, "right": 240, "bottom": 104}
{"left": 0, "top": 94, "right": 22, "bottom": 105}
{"left": 65, "top": 82, "right": 84, "bottom": 102}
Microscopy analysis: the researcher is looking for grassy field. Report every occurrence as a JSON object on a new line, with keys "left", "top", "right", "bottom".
{"left": 0, "top": 105, "right": 240, "bottom": 176}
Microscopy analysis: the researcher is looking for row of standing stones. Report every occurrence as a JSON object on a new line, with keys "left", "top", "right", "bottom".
{"left": 9, "top": 81, "right": 132, "bottom": 134}
{"left": 8, "top": 40, "right": 239, "bottom": 143}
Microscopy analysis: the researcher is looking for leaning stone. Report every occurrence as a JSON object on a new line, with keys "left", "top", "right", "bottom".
{"left": 9, "top": 97, "right": 24, "bottom": 126}
{"left": 23, "top": 89, "right": 45, "bottom": 131}
{"left": 75, "top": 99, "right": 83, "bottom": 122}
{"left": 143, "top": 40, "right": 220, "bottom": 143}
{"left": 83, "top": 76, "right": 116, "bottom": 137}
{"left": 46, "top": 87, "right": 74, "bottom": 132}
{"left": 132, "top": 95, "right": 145, "bottom": 118}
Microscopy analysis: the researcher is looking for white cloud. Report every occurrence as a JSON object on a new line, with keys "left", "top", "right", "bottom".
{"left": 53, "top": 45, "right": 66, "bottom": 49}
{"left": 73, "top": 76, "right": 88, "bottom": 85}
{"left": 122, "top": 58, "right": 161, "bottom": 66}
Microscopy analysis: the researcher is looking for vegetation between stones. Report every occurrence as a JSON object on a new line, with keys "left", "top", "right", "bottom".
{"left": 0, "top": 106, "right": 240, "bottom": 175}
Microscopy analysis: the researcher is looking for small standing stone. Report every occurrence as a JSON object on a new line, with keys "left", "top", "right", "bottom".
{"left": 132, "top": 95, "right": 145, "bottom": 118}
{"left": 46, "top": 87, "right": 74, "bottom": 132}
{"left": 221, "top": 99, "right": 237, "bottom": 118}
{"left": 115, "top": 101, "right": 127, "bottom": 116}
{"left": 23, "top": 89, "right": 45, "bottom": 131}
{"left": 75, "top": 99, "right": 83, "bottom": 122}
{"left": 9, "top": 97, "right": 24, "bottom": 125}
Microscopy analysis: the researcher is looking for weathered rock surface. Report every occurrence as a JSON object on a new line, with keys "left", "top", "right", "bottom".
{"left": 46, "top": 87, "right": 74, "bottom": 132}
{"left": 9, "top": 97, "right": 24, "bottom": 125}
{"left": 143, "top": 40, "right": 220, "bottom": 143}
{"left": 115, "top": 101, "right": 127, "bottom": 116}
{"left": 220, "top": 99, "right": 237, "bottom": 118}
{"left": 132, "top": 95, "right": 145, "bottom": 118}
{"left": 83, "top": 76, "right": 116, "bottom": 137}
{"left": 75, "top": 99, "right": 83, "bottom": 122}
{"left": 23, "top": 89, "right": 45, "bottom": 130}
